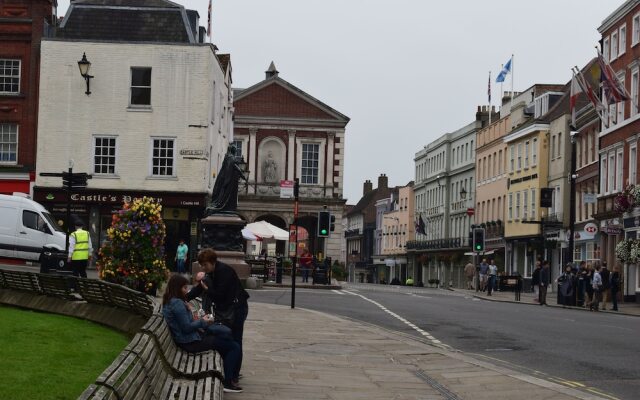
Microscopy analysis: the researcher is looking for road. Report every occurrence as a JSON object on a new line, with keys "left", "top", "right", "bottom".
{"left": 248, "top": 284, "right": 640, "bottom": 400}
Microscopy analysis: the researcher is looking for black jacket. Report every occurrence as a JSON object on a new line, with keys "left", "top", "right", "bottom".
{"left": 600, "top": 268, "right": 610, "bottom": 289}
{"left": 531, "top": 268, "right": 541, "bottom": 286}
{"left": 187, "top": 261, "right": 249, "bottom": 313}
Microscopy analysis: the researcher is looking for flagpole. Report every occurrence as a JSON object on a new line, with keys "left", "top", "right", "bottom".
{"left": 510, "top": 54, "right": 514, "bottom": 112}
{"left": 488, "top": 71, "right": 492, "bottom": 125}
{"left": 499, "top": 64, "right": 503, "bottom": 112}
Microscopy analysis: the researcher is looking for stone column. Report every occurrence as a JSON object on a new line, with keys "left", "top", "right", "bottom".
{"left": 248, "top": 128, "right": 257, "bottom": 194}
{"left": 325, "top": 132, "right": 335, "bottom": 196}
{"left": 287, "top": 129, "right": 296, "bottom": 180}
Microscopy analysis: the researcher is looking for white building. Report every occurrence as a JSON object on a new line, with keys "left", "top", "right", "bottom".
{"left": 33, "top": 0, "right": 232, "bottom": 265}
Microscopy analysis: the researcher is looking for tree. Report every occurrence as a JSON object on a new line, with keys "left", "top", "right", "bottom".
{"left": 97, "top": 197, "right": 169, "bottom": 293}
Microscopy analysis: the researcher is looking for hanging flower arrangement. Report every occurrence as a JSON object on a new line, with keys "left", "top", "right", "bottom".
{"left": 614, "top": 190, "right": 633, "bottom": 213}
{"left": 615, "top": 238, "right": 634, "bottom": 263}
{"left": 97, "top": 197, "right": 169, "bottom": 294}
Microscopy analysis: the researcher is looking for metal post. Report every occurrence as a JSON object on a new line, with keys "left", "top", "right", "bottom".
{"left": 65, "top": 166, "right": 72, "bottom": 254}
{"left": 567, "top": 130, "right": 578, "bottom": 266}
{"left": 291, "top": 178, "right": 299, "bottom": 309}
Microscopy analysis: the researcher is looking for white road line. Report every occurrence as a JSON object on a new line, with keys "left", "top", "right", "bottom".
{"left": 343, "top": 290, "right": 450, "bottom": 350}
{"left": 332, "top": 290, "right": 345, "bottom": 295}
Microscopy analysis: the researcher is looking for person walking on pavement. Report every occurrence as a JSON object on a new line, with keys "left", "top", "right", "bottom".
{"left": 600, "top": 262, "right": 610, "bottom": 310}
{"left": 487, "top": 259, "right": 498, "bottom": 296}
{"left": 464, "top": 261, "right": 475, "bottom": 290}
{"left": 538, "top": 260, "right": 550, "bottom": 305}
{"left": 584, "top": 263, "right": 594, "bottom": 309}
{"left": 576, "top": 261, "right": 587, "bottom": 307}
{"left": 67, "top": 218, "right": 92, "bottom": 278}
{"left": 188, "top": 248, "right": 250, "bottom": 385}
{"left": 591, "top": 264, "right": 603, "bottom": 311}
{"left": 610, "top": 264, "right": 621, "bottom": 312}
{"left": 531, "top": 261, "right": 541, "bottom": 302}
{"left": 299, "top": 249, "right": 312, "bottom": 283}
{"left": 556, "top": 264, "right": 575, "bottom": 307}
{"left": 479, "top": 258, "right": 489, "bottom": 292}
{"left": 174, "top": 238, "right": 189, "bottom": 274}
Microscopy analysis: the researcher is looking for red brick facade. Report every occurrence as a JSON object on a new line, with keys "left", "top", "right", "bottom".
{"left": 0, "top": 0, "right": 56, "bottom": 194}
{"left": 234, "top": 83, "right": 335, "bottom": 120}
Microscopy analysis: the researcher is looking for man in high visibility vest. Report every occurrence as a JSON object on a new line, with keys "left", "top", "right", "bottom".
{"left": 67, "top": 219, "right": 93, "bottom": 278}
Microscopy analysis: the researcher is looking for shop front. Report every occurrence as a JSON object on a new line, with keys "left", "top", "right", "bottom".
{"left": 0, "top": 172, "right": 33, "bottom": 196}
{"left": 33, "top": 187, "right": 206, "bottom": 271}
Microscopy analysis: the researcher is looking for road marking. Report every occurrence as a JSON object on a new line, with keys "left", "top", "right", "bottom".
{"left": 331, "top": 290, "right": 345, "bottom": 295}
{"left": 343, "top": 290, "right": 450, "bottom": 349}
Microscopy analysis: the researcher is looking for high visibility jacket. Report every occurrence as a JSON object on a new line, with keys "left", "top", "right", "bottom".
{"left": 71, "top": 229, "right": 90, "bottom": 261}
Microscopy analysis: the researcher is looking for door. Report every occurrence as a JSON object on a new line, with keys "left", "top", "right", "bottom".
{"left": 16, "top": 210, "right": 49, "bottom": 260}
{"left": 0, "top": 205, "right": 17, "bottom": 258}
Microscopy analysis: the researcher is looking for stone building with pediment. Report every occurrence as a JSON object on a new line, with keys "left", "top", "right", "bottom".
{"left": 233, "top": 63, "right": 349, "bottom": 260}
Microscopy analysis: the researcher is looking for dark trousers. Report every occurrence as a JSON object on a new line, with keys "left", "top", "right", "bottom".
{"left": 539, "top": 284, "right": 548, "bottom": 305}
{"left": 611, "top": 289, "right": 619, "bottom": 310}
{"left": 70, "top": 259, "right": 88, "bottom": 278}
{"left": 231, "top": 302, "right": 249, "bottom": 377}
{"left": 179, "top": 333, "right": 241, "bottom": 383}
{"left": 487, "top": 275, "right": 496, "bottom": 294}
{"left": 301, "top": 267, "right": 310, "bottom": 282}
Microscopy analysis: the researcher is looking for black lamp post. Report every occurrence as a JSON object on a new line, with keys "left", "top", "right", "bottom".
{"left": 77, "top": 53, "right": 93, "bottom": 95}
{"left": 460, "top": 186, "right": 467, "bottom": 199}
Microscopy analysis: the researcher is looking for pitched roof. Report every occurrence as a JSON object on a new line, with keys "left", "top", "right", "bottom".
{"left": 59, "top": 0, "right": 194, "bottom": 43}
{"left": 217, "top": 54, "right": 230, "bottom": 73}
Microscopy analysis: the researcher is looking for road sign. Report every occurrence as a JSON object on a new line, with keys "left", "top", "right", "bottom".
{"left": 467, "top": 208, "right": 475, "bottom": 216}
{"left": 280, "top": 180, "right": 294, "bottom": 198}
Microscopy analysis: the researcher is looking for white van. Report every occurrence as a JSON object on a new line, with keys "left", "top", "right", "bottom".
{"left": 0, "top": 194, "right": 67, "bottom": 265}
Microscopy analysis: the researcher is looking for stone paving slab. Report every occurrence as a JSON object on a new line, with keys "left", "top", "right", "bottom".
{"left": 235, "top": 302, "right": 609, "bottom": 400}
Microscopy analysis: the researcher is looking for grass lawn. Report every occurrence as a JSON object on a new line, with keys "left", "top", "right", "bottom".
{"left": 0, "top": 305, "right": 129, "bottom": 400}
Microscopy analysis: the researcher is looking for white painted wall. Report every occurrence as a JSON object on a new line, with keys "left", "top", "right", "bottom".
{"left": 36, "top": 40, "right": 231, "bottom": 193}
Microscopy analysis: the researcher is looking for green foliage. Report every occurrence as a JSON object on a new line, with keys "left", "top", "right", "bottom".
{"left": 331, "top": 261, "right": 346, "bottom": 280}
{"left": 97, "top": 197, "right": 169, "bottom": 293}
{"left": 0, "top": 305, "right": 128, "bottom": 400}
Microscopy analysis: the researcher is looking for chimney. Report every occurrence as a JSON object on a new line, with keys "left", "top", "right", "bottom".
{"left": 363, "top": 180, "right": 373, "bottom": 196}
{"left": 378, "top": 174, "right": 388, "bottom": 189}
{"left": 265, "top": 61, "right": 279, "bottom": 79}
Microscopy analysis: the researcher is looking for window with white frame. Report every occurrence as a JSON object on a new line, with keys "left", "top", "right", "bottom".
{"left": 151, "top": 138, "right": 175, "bottom": 176}
{"left": 618, "top": 74, "right": 626, "bottom": 123}
{"left": 620, "top": 24, "right": 627, "bottom": 55}
{"left": 551, "top": 135, "right": 556, "bottom": 160}
{"left": 301, "top": 143, "right": 319, "bottom": 184}
{"left": 608, "top": 152, "right": 615, "bottom": 193}
{"left": 0, "top": 123, "right": 18, "bottom": 163}
{"left": 632, "top": 67, "right": 639, "bottom": 117}
{"left": 93, "top": 136, "right": 116, "bottom": 174}
{"left": 631, "top": 143, "right": 637, "bottom": 185}
{"left": 617, "top": 148, "right": 623, "bottom": 192}
{"left": 524, "top": 141, "right": 529, "bottom": 168}
{"left": 508, "top": 193, "right": 513, "bottom": 220}
{"left": 509, "top": 145, "right": 514, "bottom": 172}
{"left": 604, "top": 36, "right": 610, "bottom": 61}
{"left": 532, "top": 138, "right": 538, "bottom": 165}
{"left": 517, "top": 143, "right": 522, "bottom": 170}
{"left": 600, "top": 154, "right": 607, "bottom": 193}
{"left": 516, "top": 192, "right": 521, "bottom": 219}
{"left": 634, "top": 13, "right": 640, "bottom": 46}
{"left": 531, "top": 188, "right": 536, "bottom": 219}
{"left": 523, "top": 190, "right": 528, "bottom": 220}
{"left": 0, "top": 59, "right": 20, "bottom": 94}
{"left": 557, "top": 132, "right": 562, "bottom": 158}
{"left": 231, "top": 139, "right": 243, "bottom": 158}
{"left": 130, "top": 67, "right": 152, "bottom": 106}
{"left": 611, "top": 31, "right": 619, "bottom": 60}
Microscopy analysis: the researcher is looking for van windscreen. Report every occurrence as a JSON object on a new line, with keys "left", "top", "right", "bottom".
{"left": 42, "top": 212, "right": 64, "bottom": 233}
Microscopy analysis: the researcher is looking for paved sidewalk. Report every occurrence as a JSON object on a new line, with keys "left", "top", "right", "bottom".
{"left": 237, "top": 302, "right": 609, "bottom": 400}
{"left": 452, "top": 287, "right": 640, "bottom": 317}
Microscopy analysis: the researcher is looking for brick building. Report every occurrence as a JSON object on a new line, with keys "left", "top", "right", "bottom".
{"left": 597, "top": 0, "right": 640, "bottom": 301}
{"left": 0, "top": 0, "right": 57, "bottom": 195}
{"left": 233, "top": 63, "right": 349, "bottom": 261}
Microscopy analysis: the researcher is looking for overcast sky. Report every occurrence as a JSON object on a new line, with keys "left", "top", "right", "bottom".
{"left": 57, "top": 0, "right": 621, "bottom": 203}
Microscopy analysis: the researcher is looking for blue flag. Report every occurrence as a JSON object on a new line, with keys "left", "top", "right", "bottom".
{"left": 496, "top": 57, "right": 512, "bottom": 83}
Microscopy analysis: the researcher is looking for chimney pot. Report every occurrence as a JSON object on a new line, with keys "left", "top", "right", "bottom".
{"left": 378, "top": 174, "right": 388, "bottom": 189}
{"left": 363, "top": 180, "right": 373, "bottom": 196}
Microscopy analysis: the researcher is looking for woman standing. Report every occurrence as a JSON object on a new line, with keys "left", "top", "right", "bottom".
{"left": 610, "top": 265, "right": 621, "bottom": 311}
{"left": 162, "top": 274, "right": 243, "bottom": 393}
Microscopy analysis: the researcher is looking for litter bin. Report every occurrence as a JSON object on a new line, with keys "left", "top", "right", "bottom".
{"left": 275, "top": 257, "right": 283, "bottom": 284}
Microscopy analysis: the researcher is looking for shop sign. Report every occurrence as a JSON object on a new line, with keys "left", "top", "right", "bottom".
{"left": 35, "top": 189, "right": 205, "bottom": 208}
{"left": 583, "top": 193, "right": 597, "bottom": 204}
{"left": 582, "top": 222, "right": 598, "bottom": 239}
{"left": 280, "top": 180, "right": 294, "bottom": 199}
{"left": 602, "top": 226, "right": 623, "bottom": 235}
{"left": 623, "top": 215, "right": 640, "bottom": 229}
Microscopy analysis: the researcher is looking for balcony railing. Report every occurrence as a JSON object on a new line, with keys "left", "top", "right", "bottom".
{"left": 406, "top": 237, "right": 470, "bottom": 250}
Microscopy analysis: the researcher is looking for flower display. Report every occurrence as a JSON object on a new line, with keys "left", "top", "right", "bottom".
{"left": 614, "top": 189, "right": 633, "bottom": 213}
{"left": 97, "top": 197, "right": 169, "bottom": 293}
{"left": 615, "top": 238, "right": 634, "bottom": 263}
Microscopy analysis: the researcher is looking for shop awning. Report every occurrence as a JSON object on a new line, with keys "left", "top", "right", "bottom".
{"left": 244, "top": 221, "right": 289, "bottom": 241}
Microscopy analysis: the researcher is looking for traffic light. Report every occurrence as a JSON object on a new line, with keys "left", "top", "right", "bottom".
{"left": 318, "top": 210, "right": 331, "bottom": 237}
{"left": 472, "top": 228, "right": 485, "bottom": 253}
{"left": 330, "top": 215, "right": 336, "bottom": 232}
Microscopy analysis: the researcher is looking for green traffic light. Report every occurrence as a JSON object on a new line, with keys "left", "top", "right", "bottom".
{"left": 321, "top": 229, "right": 328, "bottom": 235}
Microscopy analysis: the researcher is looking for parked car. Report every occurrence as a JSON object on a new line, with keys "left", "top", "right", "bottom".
{"left": 0, "top": 194, "right": 67, "bottom": 270}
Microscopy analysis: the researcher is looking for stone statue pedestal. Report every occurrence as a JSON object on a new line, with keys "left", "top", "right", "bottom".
{"left": 200, "top": 213, "right": 249, "bottom": 279}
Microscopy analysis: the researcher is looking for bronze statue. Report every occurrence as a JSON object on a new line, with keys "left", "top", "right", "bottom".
{"left": 206, "top": 144, "right": 247, "bottom": 215}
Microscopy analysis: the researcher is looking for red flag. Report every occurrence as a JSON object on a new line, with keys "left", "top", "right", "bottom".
{"left": 207, "top": 0, "right": 212, "bottom": 37}
{"left": 570, "top": 72, "right": 580, "bottom": 127}
{"left": 597, "top": 51, "right": 629, "bottom": 103}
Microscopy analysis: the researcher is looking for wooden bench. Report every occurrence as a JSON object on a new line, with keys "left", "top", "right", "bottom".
{"left": 75, "top": 278, "right": 155, "bottom": 317}
{"left": 37, "top": 273, "right": 79, "bottom": 301}
{"left": 141, "top": 314, "right": 225, "bottom": 381}
{"left": 0, "top": 269, "right": 40, "bottom": 292}
{"left": 78, "top": 332, "right": 222, "bottom": 400}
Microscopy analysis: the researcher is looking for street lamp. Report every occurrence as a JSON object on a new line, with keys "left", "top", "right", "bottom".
{"left": 77, "top": 53, "right": 93, "bottom": 95}
{"left": 460, "top": 186, "right": 467, "bottom": 199}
